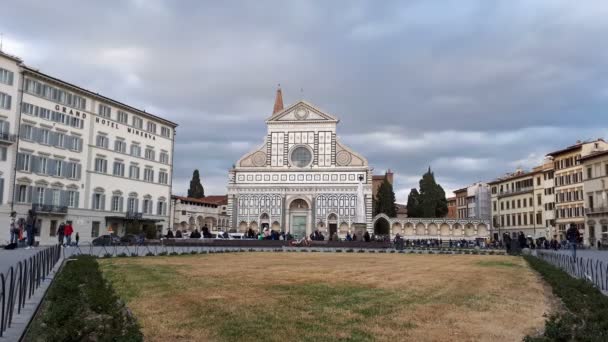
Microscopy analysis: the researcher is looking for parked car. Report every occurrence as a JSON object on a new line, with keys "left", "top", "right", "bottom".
{"left": 92, "top": 235, "right": 121, "bottom": 246}
{"left": 120, "top": 234, "right": 145, "bottom": 245}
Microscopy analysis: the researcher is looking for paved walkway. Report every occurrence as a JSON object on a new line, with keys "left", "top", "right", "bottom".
{"left": 0, "top": 247, "right": 61, "bottom": 341}
{"left": 0, "top": 247, "right": 40, "bottom": 277}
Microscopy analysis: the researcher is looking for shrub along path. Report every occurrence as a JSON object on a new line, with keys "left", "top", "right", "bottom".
{"left": 524, "top": 255, "right": 608, "bottom": 341}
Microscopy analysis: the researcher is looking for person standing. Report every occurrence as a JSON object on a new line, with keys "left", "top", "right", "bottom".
{"left": 57, "top": 222, "right": 66, "bottom": 246}
{"left": 25, "top": 210, "right": 36, "bottom": 249}
{"left": 75, "top": 232, "right": 80, "bottom": 246}
{"left": 64, "top": 222, "right": 74, "bottom": 247}
{"left": 9, "top": 211, "right": 18, "bottom": 245}
{"left": 566, "top": 223, "right": 580, "bottom": 260}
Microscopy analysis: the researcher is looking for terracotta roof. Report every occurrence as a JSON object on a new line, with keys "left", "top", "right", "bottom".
{"left": 273, "top": 87, "right": 284, "bottom": 114}
{"left": 580, "top": 149, "right": 608, "bottom": 162}
{"left": 453, "top": 187, "right": 468, "bottom": 194}
{"left": 172, "top": 195, "right": 227, "bottom": 206}
{"left": 546, "top": 139, "right": 605, "bottom": 157}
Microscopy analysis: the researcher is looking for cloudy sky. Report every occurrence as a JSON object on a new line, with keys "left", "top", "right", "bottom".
{"left": 2, "top": 0, "right": 608, "bottom": 201}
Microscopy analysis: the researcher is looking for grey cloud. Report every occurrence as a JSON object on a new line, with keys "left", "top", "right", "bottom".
{"left": 2, "top": 0, "right": 608, "bottom": 200}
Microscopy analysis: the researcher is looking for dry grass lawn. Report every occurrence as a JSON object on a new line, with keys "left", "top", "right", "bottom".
{"left": 100, "top": 253, "right": 556, "bottom": 342}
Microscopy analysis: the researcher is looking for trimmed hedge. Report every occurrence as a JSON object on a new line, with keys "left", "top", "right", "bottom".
{"left": 524, "top": 255, "right": 608, "bottom": 341}
{"left": 25, "top": 255, "right": 143, "bottom": 342}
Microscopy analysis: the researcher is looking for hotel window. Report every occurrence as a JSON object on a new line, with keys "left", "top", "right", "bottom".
{"left": 98, "top": 104, "right": 111, "bottom": 118}
{"left": 92, "top": 192, "right": 105, "bottom": 210}
{"left": 96, "top": 135, "right": 109, "bottom": 148}
{"left": 587, "top": 167, "right": 592, "bottom": 179}
{"left": 38, "top": 157, "right": 48, "bottom": 174}
{"left": 143, "top": 197, "right": 153, "bottom": 214}
{"left": 68, "top": 136, "right": 82, "bottom": 151}
{"left": 146, "top": 122, "right": 156, "bottom": 134}
{"left": 35, "top": 186, "right": 45, "bottom": 204}
{"left": 20, "top": 124, "right": 34, "bottom": 141}
{"left": 160, "top": 151, "right": 169, "bottom": 164}
{"left": 500, "top": 202, "right": 504, "bottom": 210}
{"left": 129, "top": 165, "right": 140, "bottom": 179}
{"left": 94, "top": 158, "right": 107, "bottom": 173}
{"left": 54, "top": 132, "right": 65, "bottom": 148}
{"left": 132, "top": 116, "right": 143, "bottom": 129}
{"left": 113, "top": 161, "right": 125, "bottom": 177}
{"left": 0, "top": 92, "right": 11, "bottom": 110}
{"left": 161, "top": 126, "right": 171, "bottom": 138}
{"left": 143, "top": 168, "right": 154, "bottom": 182}
{"left": 130, "top": 144, "right": 141, "bottom": 157}
{"left": 16, "top": 153, "right": 32, "bottom": 172}
{"left": 127, "top": 196, "right": 139, "bottom": 213}
{"left": 51, "top": 189, "right": 61, "bottom": 206}
{"left": 67, "top": 190, "right": 79, "bottom": 208}
{"left": 117, "top": 110, "right": 128, "bottom": 124}
{"left": 537, "top": 194, "right": 542, "bottom": 206}
{"left": 0, "top": 68, "right": 14, "bottom": 85}
{"left": 0, "top": 147, "right": 6, "bottom": 161}
{"left": 536, "top": 212, "right": 542, "bottom": 225}
{"left": 67, "top": 163, "right": 80, "bottom": 179}
{"left": 158, "top": 171, "right": 168, "bottom": 184}
{"left": 17, "top": 185, "right": 29, "bottom": 203}
{"left": 145, "top": 148, "right": 155, "bottom": 161}
{"left": 53, "top": 160, "right": 64, "bottom": 177}
{"left": 111, "top": 195, "right": 123, "bottom": 212}
{"left": 114, "top": 139, "right": 126, "bottom": 153}
{"left": 39, "top": 129, "right": 50, "bottom": 145}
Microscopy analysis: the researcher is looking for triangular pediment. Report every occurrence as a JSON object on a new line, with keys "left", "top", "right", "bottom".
{"left": 266, "top": 101, "right": 339, "bottom": 123}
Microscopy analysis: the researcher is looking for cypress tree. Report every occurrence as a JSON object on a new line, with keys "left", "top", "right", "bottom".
{"left": 188, "top": 169, "right": 205, "bottom": 198}
{"left": 406, "top": 188, "right": 422, "bottom": 218}
{"left": 374, "top": 178, "right": 397, "bottom": 217}
{"left": 408, "top": 167, "right": 448, "bottom": 218}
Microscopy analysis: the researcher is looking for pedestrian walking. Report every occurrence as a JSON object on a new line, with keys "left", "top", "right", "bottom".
{"left": 9, "top": 211, "right": 18, "bottom": 245}
{"left": 25, "top": 210, "right": 36, "bottom": 249}
{"left": 75, "top": 232, "right": 80, "bottom": 246}
{"left": 64, "top": 222, "right": 74, "bottom": 246}
{"left": 57, "top": 222, "right": 65, "bottom": 245}
{"left": 566, "top": 223, "right": 580, "bottom": 260}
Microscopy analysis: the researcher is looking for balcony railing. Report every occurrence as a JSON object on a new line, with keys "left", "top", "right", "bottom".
{"left": 585, "top": 207, "right": 608, "bottom": 215}
{"left": 497, "top": 186, "right": 534, "bottom": 198}
{"left": 0, "top": 132, "right": 17, "bottom": 144}
{"left": 31, "top": 204, "right": 68, "bottom": 214}
{"left": 126, "top": 211, "right": 143, "bottom": 220}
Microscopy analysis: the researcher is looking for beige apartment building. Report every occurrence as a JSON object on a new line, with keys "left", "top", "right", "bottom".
{"left": 581, "top": 149, "right": 608, "bottom": 247}
{"left": 547, "top": 139, "right": 608, "bottom": 240}
{"left": 489, "top": 168, "right": 547, "bottom": 240}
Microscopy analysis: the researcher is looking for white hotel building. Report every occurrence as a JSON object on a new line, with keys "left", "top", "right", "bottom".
{"left": 0, "top": 50, "right": 176, "bottom": 245}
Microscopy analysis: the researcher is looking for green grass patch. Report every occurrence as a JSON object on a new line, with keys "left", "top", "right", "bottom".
{"left": 25, "top": 255, "right": 143, "bottom": 342}
{"left": 476, "top": 260, "right": 521, "bottom": 268}
{"left": 524, "top": 255, "right": 608, "bottom": 341}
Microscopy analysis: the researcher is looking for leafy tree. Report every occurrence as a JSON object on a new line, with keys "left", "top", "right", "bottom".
{"left": 406, "top": 188, "right": 422, "bottom": 218}
{"left": 408, "top": 167, "right": 448, "bottom": 218}
{"left": 373, "top": 178, "right": 396, "bottom": 217}
{"left": 188, "top": 169, "right": 205, "bottom": 198}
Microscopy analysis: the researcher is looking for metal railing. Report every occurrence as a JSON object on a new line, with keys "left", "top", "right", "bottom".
{"left": 535, "top": 250, "right": 608, "bottom": 294}
{"left": 31, "top": 204, "right": 69, "bottom": 214}
{"left": 0, "top": 245, "right": 62, "bottom": 337}
{"left": 0, "top": 132, "right": 17, "bottom": 144}
{"left": 585, "top": 207, "right": 608, "bottom": 215}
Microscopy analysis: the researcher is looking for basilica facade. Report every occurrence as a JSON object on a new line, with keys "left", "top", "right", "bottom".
{"left": 227, "top": 89, "right": 372, "bottom": 238}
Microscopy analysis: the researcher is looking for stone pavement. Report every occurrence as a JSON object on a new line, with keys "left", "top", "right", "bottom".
{"left": 0, "top": 247, "right": 61, "bottom": 341}
{"left": 0, "top": 247, "right": 40, "bottom": 277}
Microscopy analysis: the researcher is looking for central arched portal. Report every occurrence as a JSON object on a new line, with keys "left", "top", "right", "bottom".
{"left": 289, "top": 199, "right": 309, "bottom": 239}
{"left": 374, "top": 217, "right": 390, "bottom": 236}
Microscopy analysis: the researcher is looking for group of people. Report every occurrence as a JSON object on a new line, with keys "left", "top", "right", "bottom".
{"left": 56, "top": 221, "right": 79, "bottom": 247}
{"left": 8, "top": 210, "right": 39, "bottom": 249}
{"left": 165, "top": 225, "right": 213, "bottom": 239}
{"left": 502, "top": 224, "right": 582, "bottom": 255}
